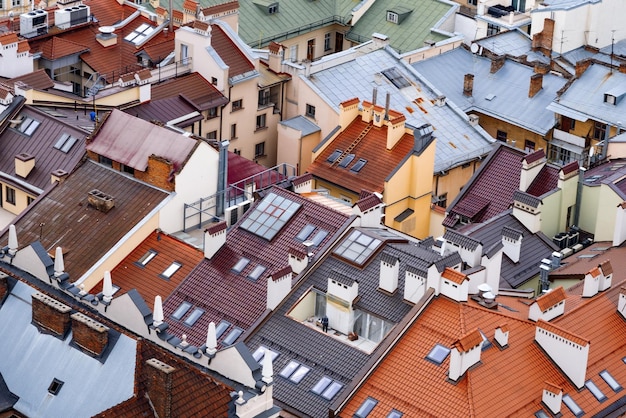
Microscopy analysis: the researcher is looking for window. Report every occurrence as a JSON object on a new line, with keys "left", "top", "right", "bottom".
{"left": 232, "top": 257, "right": 250, "bottom": 274}
{"left": 280, "top": 360, "right": 311, "bottom": 383}
{"left": 594, "top": 121, "right": 607, "bottom": 140}
{"left": 211, "top": 77, "right": 217, "bottom": 85}
{"left": 54, "top": 133, "right": 79, "bottom": 153}
{"left": 172, "top": 301, "right": 192, "bottom": 320}
{"left": 215, "top": 320, "right": 231, "bottom": 338}
{"left": 307, "top": 39, "right": 315, "bottom": 61}
{"left": 239, "top": 192, "right": 302, "bottom": 240}
{"left": 248, "top": 265, "right": 266, "bottom": 281}
{"left": 324, "top": 32, "right": 331, "bottom": 51}
{"left": 255, "top": 142, "right": 266, "bottom": 158}
{"left": 256, "top": 114, "right": 267, "bottom": 130}
{"left": 355, "top": 397, "right": 378, "bottom": 417}
{"left": 12, "top": 0, "right": 21, "bottom": 6}
{"left": 387, "top": 410, "right": 404, "bottom": 418}
{"left": 183, "top": 308, "right": 204, "bottom": 327}
{"left": 338, "top": 154, "right": 355, "bottom": 168}
{"left": 252, "top": 346, "right": 279, "bottom": 364}
{"left": 27, "top": 196, "right": 35, "bottom": 205}
{"left": 496, "top": 130, "right": 507, "bottom": 142}
{"left": 268, "top": 3, "right": 278, "bottom": 14}
{"left": 487, "top": 23, "right": 500, "bottom": 36}
{"left": 311, "top": 376, "right": 344, "bottom": 399}
{"left": 160, "top": 262, "right": 182, "bottom": 279}
{"left": 289, "top": 44, "right": 298, "bottom": 62}
{"left": 468, "top": 0, "right": 477, "bottom": 5}
{"left": 18, "top": 117, "right": 40, "bottom": 136}
{"left": 350, "top": 159, "right": 367, "bottom": 173}
{"left": 426, "top": 344, "right": 451, "bottom": 365}
{"left": 232, "top": 99, "right": 243, "bottom": 112}
{"left": 222, "top": 327, "right": 243, "bottom": 345}
{"left": 207, "top": 107, "right": 218, "bottom": 119}
{"left": 99, "top": 155, "right": 113, "bottom": 167}
{"left": 561, "top": 116, "right": 576, "bottom": 131}
{"left": 600, "top": 370, "right": 622, "bottom": 392}
{"left": 258, "top": 89, "right": 271, "bottom": 107}
{"left": 48, "top": 378, "right": 64, "bottom": 395}
{"left": 524, "top": 139, "right": 536, "bottom": 152}
{"left": 121, "top": 164, "right": 135, "bottom": 175}
{"left": 6, "top": 187, "right": 15, "bottom": 205}
{"left": 180, "top": 43, "right": 189, "bottom": 65}
{"left": 296, "top": 224, "right": 316, "bottom": 241}
{"left": 327, "top": 149, "right": 342, "bottom": 163}
{"left": 136, "top": 250, "right": 157, "bottom": 267}
{"left": 230, "top": 124, "right": 237, "bottom": 140}
{"left": 435, "top": 193, "right": 447, "bottom": 208}
{"left": 207, "top": 130, "right": 217, "bottom": 140}
{"left": 562, "top": 395, "right": 583, "bottom": 417}
{"left": 305, "top": 104, "right": 316, "bottom": 118}
{"left": 310, "top": 230, "right": 328, "bottom": 246}
{"left": 387, "top": 11, "right": 398, "bottom": 23}
{"left": 585, "top": 380, "right": 607, "bottom": 402}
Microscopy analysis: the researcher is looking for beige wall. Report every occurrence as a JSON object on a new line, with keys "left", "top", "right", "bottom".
{"left": 587, "top": 184, "right": 622, "bottom": 241}
{"left": 276, "top": 122, "right": 321, "bottom": 174}
{"left": 477, "top": 112, "right": 549, "bottom": 152}
{"left": 432, "top": 160, "right": 482, "bottom": 211}
{"left": 0, "top": 181, "right": 34, "bottom": 216}
{"left": 266, "top": 24, "right": 349, "bottom": 63}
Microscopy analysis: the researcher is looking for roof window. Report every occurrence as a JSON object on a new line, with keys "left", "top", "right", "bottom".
{"left": 17, "top": 117, "right": 41, "bottom": 136}
{"left": 171, "top": 301, "right": 192, "bottom": 320}
{"left": 48, "top": 378, "right": 64, "bottom": 395}
{"left": 136, "top": 250, "right": 157, "bottom": 267}
{"left": 327, "top": 149, "right": 342, "bottom": 163}
{"left": 381, "top": 68, "right": 410, "bottom": 89}
{"left": 124, "top": 23, "right": 156, "bottom": 45}
{"left": 280, "top": 361, "right": 310, "bottom": 383}
{"left": 387, "top": 410, "right": 404, "bottom": 418}
{"left": 239, "top": 192, "right": 302, "bottom": 241}
{"left": 183, "top": 308, "right": 204, "bottom": 327}
{"left": 600, "top": 370, "right": 622, "bottom": 392}
{"left": 425, "top": 343, "right": 450, "bottom": 365}
{"left": 54, "top": 133, "right": 79, "bottom": 153}
{"left": 222, "top": 327, "right": 243, "bottom": 346}
{"left": 333, "top": 229, "right": 382, "bottom": 265}
{"left": 355, "top": 397, "right": 378, "bottom": 417}
{"left": 232, "top": 257, "right": 250, "bottom": 274}
{"left": 563, "top": 394, "right": 584, "bottom": 417}
{"left": 252, "top": 345, "right": 280, "bottom": 364}
{"left": 311, "top": 376, "right": 343, "bottom": 400}
{"left": 338, "top": 153, "right": 355, "bottom": 168}
{"left": 248, "top": 265, "right": 267, "bottom": 281}
{"left": 160, "top": 262, "right": 181, "bottom": 279}
{"left": 215, "top": 320, "right": 231, "bottom": 338}
{"left": 296, "top": 224, "right": 316, "bottom": 241}
{"left": 350, "top": 158, "right": 367, "bottom": 173}
{"left": 585, "top": 380, "right": 607, "bottom": 402}
{"left": 310, "top": 229, "right": 328, "bottom": 246}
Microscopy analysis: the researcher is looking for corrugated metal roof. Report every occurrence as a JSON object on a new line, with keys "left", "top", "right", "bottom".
{"left": 279, "top": 115, "right": 321, "bottom": 137}
{"left": 0, "top": 281, "right": 136, "bottom": 418}
{"left": 302, "top": 47, "right": 493, "bottom": 173}
{"left": 412, "top": 47, "right": 568, "bottom": 135}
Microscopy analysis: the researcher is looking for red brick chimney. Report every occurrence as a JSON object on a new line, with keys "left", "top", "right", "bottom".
{"left": 619, "top": 63, "right": 626, "bottom": 74}
{"left": 575, "top": 59, "right": 592, "bottom": 78}
{"left": 534, "top": 62, "right": 550, "bottom": 75}
{"left": 32, "top": 293, "right": 72, "bottom": 337}
{"left": 529, "top": 73, "right": 543, "bottom": 98}
{"left": 490, "top": 55, "right": 505, "bottom": 74}
{"left": 145, "top": 358, "right": 175, "bottom": 418}
{"left": 532, "top": 18, "right": 555, "bottom": 55}
{"left": 71, "top": 312, "right": 109, "bottom": 356}
{"left": 463, "top": 74, "right": 474, "bottom": 97}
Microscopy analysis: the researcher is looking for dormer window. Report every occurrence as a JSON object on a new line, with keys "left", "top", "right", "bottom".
{"left": 268, "top": 4, "right": 278, "bottom": 14}
{"left": 386, "top": 7, "right": 412, "bottom": 24}
{"left": 605, "top": 94, "right": 616, "bottom": 105}
{"left": 387, "top": 11, "right": 399, "bottom": 23}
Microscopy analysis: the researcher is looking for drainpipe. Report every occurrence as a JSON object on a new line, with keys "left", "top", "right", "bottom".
{"left": 574, "top": 166, "right": 585, "bottom": 227}
{"left": 216, "top": 140, "right": 229, "bottom": 217}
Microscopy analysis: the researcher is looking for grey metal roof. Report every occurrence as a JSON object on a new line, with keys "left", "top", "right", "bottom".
{"left": 411, "top": 47, "right": 568, "bottom": 136}
{"left": 244, "top": 227, "right": 458, "bottom": 417}
{"left": 530, "top": 0, "right": 601, "bottom": 12}
{"left": 547, "top": 63, "right": 626, "bottom": 126}
{"left": 0, "top": 281, "right": 137, "bottom": 418}
{"left": 302, "top": 46, "right": 494, "bottom": 172}
{"left": 475, "top": 30, "right": 535, "bottom": 60}
{"left": 0, "top": 372, "right": 18, "bottom": 412}
{"left": 279, "top": 116, "right": 321, "bottom": 137}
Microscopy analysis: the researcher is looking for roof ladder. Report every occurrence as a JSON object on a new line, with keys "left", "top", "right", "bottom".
{"left": 332, "top": 125, "right": 372, "bottom": 167}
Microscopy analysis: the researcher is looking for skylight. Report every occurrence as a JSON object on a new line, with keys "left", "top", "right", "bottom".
{"left": 136, "top": 250, "right": 157, "bottom": 267}
{"left": 310, "top": 230, "right": 328, "bottom": 247}
{"left": 327, "top": 149, "right": 342, "bottom": 163}
{"left": 248, "top": 265, "right": 266, "bottom": 281}
{"left": 252, "top": 345, "right": 280, "bottom": 364}
{"left": 222, "top": 327, "right": 243, "bottom": 346}
{"left": 585, "top": 380, "right": 607, "bottom": 402}
{"left": 171, "top": 301, "right": 192, "bottom": 320}
{"left": 54, "top": 133, "right": 79, "bottom": 153}
{"left": 161, "top": 262, "right": 182, "bottom": 279}
{"left": 600, "top": 370, "right": 622, "bottom": 392}
{"left": 183, "top": 308, "right": 204, "bottom": 327}
{"left": 333, "top": 230, "right": 382, "bottom": 265}
{"left": 381, "top": 67, "right": 410, "bottom": 89}
{"left": 350, "top": 158, "right": 367, "bottom": 173}
{"left": 311, "top": 376, "right": 344, "bottom": 400}
{"left": 18, "top": 117, "right": 40, "bottom": 136}
{"left": 534, "top": 410, "right": 549, "bottom": 418}
{"left": 124, "top": 23, "right": 156, "bottom": 45}
{"left": 48, "top": 378, "right": 64, "bottom": 395}
{"left": 232, "top": 257, "right": 250, "bottom": 274}
{"left": 296, "top": 224, "right": 316, "bottom": 241}
{"left": 426, "top": 344, "right": 450, "bottom": 365}
{"left": 387, "top": 410, "right": 404, "bottom": 418}
{"left": 279, "top": 360, "right": 311, "bottom": 383}
{"left": 563, "top": 395, "right": 584, "bottom": 417}
{"left": 338, "top": 153, "right": 355, "bottom": 168}
{"left": 239, "top": 192, "right": 302, "bottom": 241}
{"left": 355, "top": 397, "right": 378, "bottom": 417}
{"left": 215, "top": 320, "right": 231, "bottom": 338}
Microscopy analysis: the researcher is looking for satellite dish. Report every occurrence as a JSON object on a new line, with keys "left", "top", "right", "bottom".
{"left": 470, "top": 43, "right": 479, "bottom": 54}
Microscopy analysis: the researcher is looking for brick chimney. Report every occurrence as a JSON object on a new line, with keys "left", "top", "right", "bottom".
{"left": 31, "top": 292, "right": 72, "bottom": 337}
{"left": 490, "top": 55, "right": 505, "bottom": 74}
{"left": 575, "top": 59, "right": 592, "bottom": 78}
{"left": 529, "top": 73, "right": 543, "bottom": 98}
{"left": 542, "top": 382, "right": 563, "bottom": 415}
{"left": 0, "top": 272, "right": 8, "bottom": 303}
{"left": 71, "top": 312, "right": 109, "bottom": 356}
{"left": 463, "top": 74, "right": 474, "bottom": 97}
{"left": 532, "top": 18, "right": 554, "bottom": 55}
{"left": 379, "top": 252, "right": 399, "bottom": 294}
{"left": 339, "top": 98, "right": 360, "bottom": 128}
{"left": 534, "top": 62, "right": 550, "bottom": 75}
{"left": 448, "top": 329, "right": 483, "bottom": 382}
{"left": 267, "top": 266, "right": 292, "bottom": 310}
{"left": 145, "top": 358, "right": 175, "bottom": 418}
{"left": 204, "top": 221, "right": 227, "bottom": 259}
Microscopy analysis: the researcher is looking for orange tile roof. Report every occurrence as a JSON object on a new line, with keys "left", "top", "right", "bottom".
{"left": 599, "top": 260, "right": 613, "bottom": 275}
{"left": 454, "top": 328, "right": 482, "bottom": 351}
{"left": 442, "top": 267, "right": 468, "bottom": 285}
{"left": 307, "top": 115, "right": 415, "bottom": 194}
{"left": 536, "top": 319, "right": 590, "bottom": 346}
{"left": 183, "top": 0, "right": 198, "bottom": 12}
{"left": 201, "top": 0, "right": 239, "bottom": 15}
{"left": 341, "top": 97, "right": 360, "bottom": 107}
{"left": 17, "top": 40, "right": 30, "bottom": 53}
{"left": 544, "top": 381, "right": 562, "bottom": 394}
{"left": 0, "top": 32, "right": 19, "bottom": 46}
{"left": 588, "top": 266, "right": 601, "bottom": 277}
{"left": 40, "top": 37, "right": 89, "bottom": 60}
{"left": 535, "top": 286, "right": 567, "bottom": 311}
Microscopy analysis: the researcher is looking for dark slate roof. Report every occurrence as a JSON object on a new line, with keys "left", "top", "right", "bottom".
{"left": 0, "top": 104, "right": 88, "bottom": 194}
{"left": 512, "top": 190, "right": 542, "bottom": 208}
{"left": 244, "top": 227, "right": 460, "bottom": 418}
{"left": 443, "top": 229, "right": 481, "bottom": 251}
{"left": 161, "top": 186, "right": 351, "bottom": 348}
{"left": 502, "top": 226, "right": 523, "bottom": 241}
{"left": 525, "top": 164, "right": 560, "bottom": 197}
{"left": 524, "top": 148, "right": 545, "bottom": 164}
{"left": 464, "top": 211, "right": 559, "bottom": 289}
{"left": 0, "top": 160, "right": 169, "bottom": 282}
{"left": 125, "top": 96, "right": 201, "bottom": 128}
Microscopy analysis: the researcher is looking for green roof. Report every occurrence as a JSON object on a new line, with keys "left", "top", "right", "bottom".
{"left": 347, "top": 0, "right": 453, "bottom": 54}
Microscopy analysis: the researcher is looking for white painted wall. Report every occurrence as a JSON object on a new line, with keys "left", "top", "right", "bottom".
{"left": 535, "top": 324, "right": 588, "bottom": 388}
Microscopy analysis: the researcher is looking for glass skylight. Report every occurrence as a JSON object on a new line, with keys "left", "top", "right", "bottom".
{"left": 387, "top": 410, "right": 404, "bottom": 418}
{"left": 327, "top": 149, "right": 342, "bottom": 163}
{"left": 232, "top": 258, "right": 250, "bottom": 274}
{"left": 382, "top": 67, "right": 410, "bottom": 89}
{"left": 310, "top": 230, "right": 328, "bottom": 247}
{"left": 124, "top": 23, "right": 155, "bottom": 45}
{"left": 215, "top": 320, "right": 231, "bottom": 338}
{"left": 312, "top": 376, "right": 332, "bottom": 395}
{"left": 183, "top": 308, "right": 204, "bottom": 327}
{"left": 171, "top": 301, "right": 192, "bottom": 320}
{"left": 338, "top": 153, "right": 355, "bottom": 168}
{"left": 333, "top": 230, "right": 382, "bottom": 265}
{"left": 239, "top": 192, "right": 302, "bottom": 241}
{"left": 248, "top": 265, "right": 267, "bottom": 281}
{"left": 350, "top": 158, "right": 367, "bottom": 173}
{"left": 136, "top": 250, "right": 157, "bottom": 267}
{"left": 600, "top": 370, "right": 622, "bottom": 392}
{"left": 355, "top": 397, "right": 378, "bottom": 417}
{"left": 563, "top": 395, "right": 584, "bottom": 417}
{"left": 289, "top": 364, "right": 310, "bottom": 383}
{"left": 296, "top": 224, "right": 316, "bottom": 241}
{"left": 222, "top": 327, "right": 243, "bottom": 346}
{"left": 321, "top": 380, "right": 343, "bottom": 400}
{"left": 161, "top": 262, "right": 182, "bottom": 279}
{"left": 18, "top": 117, "right": 40, "bottom": 136}
{"left": 54, "top": 133, "right": 78, "bottom": 153}
{"left": 252, "top": 345, "right": 279, "bottom": 364}
{"left": 426, "top": 344, "right": 450, "bottom": 365}
{"left": 585, "top": 380, "right": 607, "bottom": 402}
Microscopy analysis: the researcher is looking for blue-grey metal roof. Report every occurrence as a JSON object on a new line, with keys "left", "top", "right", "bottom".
{"left": 411, "top": 47, "right": 569, "bottom": 136}
{"left": 302, "top": 46, "right": 494, "bottom": 172}
{"left": 530, "top": 0, "right": 601, "bottom": 12}
{"left": 279, "top": 115, "right": 321, "bottom": 137}
{"left": 548, "top": 63, "right": 626, "bottom": 126}
{"left": 0, "top": 281, "right": 137, "bottom": 418}
{"left": 475, "top": 30, "right": 536, "bottom": 60}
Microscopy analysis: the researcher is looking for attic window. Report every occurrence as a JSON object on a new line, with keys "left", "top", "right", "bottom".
{"left": 268, "top": 3, "right": 278, "bottom": 13}
{"left": 48, "top": 378, "right": 64, "bottom": 395}
{"left": 310, "top": 229, "right": 328, "bottom": 246}
{"left": 426, "top": 344, "right": 450, "bottom": 365}
{"left": 311, "top": 376, "right": 343, "bottom": 400}
{"left": 160, "top": 262, "right": 182, "bottom": 279}
{"left": 604, "top": 94, "right": 616, "bottom": 105}
{"left": 17, "top": 117, "right": 40, "bottom": 136}
{"left": 534, "top": 411, "right": 550, "bottom": 418}
{"left": 600, "top": 370, "right": 622, "bottom": 392}
{"left": 333, "top": 229, "right": 382, "bottom": 265}
{"left": 280, "top": 360, "right": 310, "bottom": 383}
{"left": 222, "top": 327, "right": 243, "bottom": 346}
{"left": 562, "top": 394, "right": 584, "bottom": 417}
{"left": 248, "top": 265, "right": 267, "bottom": 281}
{"left": 296, "top": 224, "right": 316, "bottom": 241}
{"left": 338, "top": 154, "right": 355, "bottom": 168}
{"left": 388, "top": 410, "right": 404, "bottom": 418}
{"left": 252, "top": 345, "right": 280, "bottom": 364}
{"left": 136, "top": 250, "right": 157, "bottom": 267}
{"left": 381, "top": 68, "right": 410, "bottom": 89}
{"left": 386, "top": 11, "right": 399, "bottom": 24}
{"left": 239, "top": 192, "right": 302, "bottom": 241}
{"left": 124, "top": 23, "right": 156, "bottom": 45}
{"left": 327, "top": 149, "right": 342, "bottom": 163}
{"left": 585, "top": 380, "right": 607, "bottom": 402}
{"left": 54, "top": 133, "right": 79, "bottom": 153}
{"left": 215, "top": 320, "right": 231, "bottom": 338}
{"left": 355, "top": 397, "right": 378, "bottom": 417}
{"left": 350, "top": 158, "right": 367, "bottom": 173}
{"left": 183, "top": 308, "right": 204, "bottom": 327}
{"left": 232, "top": 257, "right": 250, "bottom": 274}
{"left": 171, "top": 301, "right": 192, "bottom": 320}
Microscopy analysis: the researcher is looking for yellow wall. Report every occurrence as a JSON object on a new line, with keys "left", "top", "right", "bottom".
{"left": 0, "top": 181, "right": 34, "bottom": 215}
{"left": 591, "top": 184, "right": 622, "bottom": 241}
{"left": 432, "top": 160, "right": 482, "bottom": 210}
{"left": 477, "top": 112, "right": 549, "bottom": 152}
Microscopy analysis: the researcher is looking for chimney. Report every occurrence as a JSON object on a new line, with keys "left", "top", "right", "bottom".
{"left": 267, "top": 266, "right": 292, "bottom": 310}
{"left": 534, "top": 62, "right": 551, "bottom": 75}
{"left": 70, "top": 312, "right": 109, "bottom": 356}
{"left": 490, "top": 55, "right": 505, "bottom": 74}
{"left": 468, "top": 114, "right": 479, "bottom": 126}
{"left": 204, "top": 222, "right": 227, "bottom": 259}
{"left": 582, "top": 266, "right": 602, "bottom": 297}
{"left": 153, "top": 295, "right": 164, "bottom": 326}
{"left": 448, "top": 329, "right": 483, "bottom": 382}
{"left": 511, "top": 191, "right": 542, "bottom": 233}
{"left": 520, "top": 149, "right": 546, "bottom": 191}
{"left": 7, "top": 224, "right": 17, "bottom": 257}
{"left": 371, "top": 32, "right": 389, "bottom": 49}
{"left": 551, "top": 251, "right": 562, "bottom": 269}
{"left": 529, "top": 73, "right": 543, "bottom": 98}
{"left": 372, "top": 87, "right": 377, "bottom": 105}
{"left": 31, "top": 292, "right": 72, "bottom": 337}
{"left": 339, "top": 98, "right": 360, "bottom": 128}
{"left": 102, "top": 271, "right": 114, "bottom": 304}
{"left": 463, "top": 74, "right": 474, "bottom": 97}
{"left": 535, "top": 319, "right": 589, "bottom": 389}
{"left": 620, "top": 63, "right": 626, "bottom": 74}
{"left": 326, "top": 275, "right": 358, "bottom": 334}
{"left": 404, "top": 265, "right": 427, "bottom": 303}
{"left": 361, "top": 101, "right": 374, "bottom": 124}
{"left": 292, "top": 174, "right": 313, "bottom": 194}
{"left": 0, "top": 271, "right": 8, "bottom": 303}
{"left": 15, "top": 153, "right": 35, "bottom": 178}
{"left": 494, "top": 324, "right": 509, "bottom": 348}
{"left": 51, "top": 169, "right": 69, "bottom": 184}
{"left": 440, "top": 267, "right": 469, "bottom": 302}
{"left": 384, "top": 92, "right": 390, "bottom": 120}
{"left": 575, "top": 59, "right": 592, "bottom": 78}
{"left": 385, "top": 109, "right": 406, "bottom": 150}
{"left": 268, "top": 41, "right": 284, "bottom": 73}
{"left": 145, "top": 358, "right": 175, "bottom": 418}
{"left": 288, "top": 246, "right": 308, "bottom": 274}
{"left": 96, "top": 26, "right": 118, "bottom": 47}
{"left": 372, "top": 104, "right": 385, "bottom": 128}
{"left": 618, "top": 287, "right": 626, "bottom": 319}
{"left": 528, "top": 286, "right": 566, "bottom": 322}
{"left": 542, "top": 382, "right": 563, "bottom": 415}
{"left": 379, "top": 252, "right": 399, "bottom": 294}
{"left": 598, "top": 260, "right": 613, "bottom": 291}
{"left": 352, "top": 193, "right": 384, "bottom": 227}
{"left": 532, "top": 18, "right": 555, "bottom": 55}
{"left": 204, "top": 322, "right": 217, "bottom": 357}
{"left": 501, "top": 226, "right": 523, "bottom": 263}
{"left": 87, "top": 189, "right": 115, "bottom": 213}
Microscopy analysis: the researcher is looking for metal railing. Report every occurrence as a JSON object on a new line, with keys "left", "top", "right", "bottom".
{"left": 255, "top": 15, "right": 349, "bottom": 48}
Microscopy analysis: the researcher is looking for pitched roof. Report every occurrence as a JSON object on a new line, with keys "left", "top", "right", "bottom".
{"left": 39, "top": 37, "right": 89, "bottom": 60}
{"left": 525, "top": 164, "right": 560, "bottom": 196}
{"left": 86, "top": 109, "right": 198, "bottom": 171}
{"left": 442, "top": 267, "right": 468, "bottom": 285}
{"left": 161, "top": 186, "right": 351, "bottom": 348}
{"left": 550, "top": 242, "right": 623, "bottom": 282}
{"left": 209, "top": 23, "right": 255, "bottom": 80}
{"left": 535, "top": 286, "right": 567, "bottom": 311}
{"left": 4, "top": 69, "right": 55, "bottom": 91}
{"left": 0, "top": 159, "right": 169, "bottom": 282}
{"left": 150, "top": 72, "right": 228, "bottom": 110}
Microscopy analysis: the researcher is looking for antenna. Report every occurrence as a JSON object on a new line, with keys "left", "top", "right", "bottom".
{"left": 610, "top": 30, "right": 616, "bottom": 72}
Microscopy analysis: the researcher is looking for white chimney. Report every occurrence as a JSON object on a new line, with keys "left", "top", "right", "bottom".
{"left": 288, "top": 246, "right": 308, "bottom": 274}
{"left": 528, "top": 287, "right": 566, "bottom": 322}
{"left": 618, "top": 287, "right": 626, "bottom": 319}
{"left": 204, "top": 221, "right": 227, "bottom": 259}
{"left": 501, "top": 226, "right": 523, "bottom": 263}
{"left": 519, "top": 149, "right": 546, "bottom": 192}
{"left": 494, "top": 324, "right": 509, "bottom": 348}
{"left": 448, "top": 329, "right": 483, "bottom": 382}
{"left": 598, "top": 260, "right": 613, "bottom": 292}
{"left": 542, "top": 382, "right": 563, "bottom": 415}
{"left": 267, "top": 266, "right": 292, "bottom": 310}
{"left": 511, "top": 191, "right": 542, "bottom": 234}
{"left": 613, "top": 202, "right": 626, "bottom": 246}
{"left": 404, "top": 265, "right": 427, "bottom": 303}
{"left": 8, "top": 224, "right": 17, "bottom": 256}
{"left": 352, "top": 194, "right": 384, "bottom": 227}
{"left": 205, "top": 322, "right": 217, "bottom": 357}
{"left": 53, "top": 246, "right": 65, "bottom": 278}
{"left": 379, "top": 252, "right": 399, "bottom": 293}
{"left": 440, "top": 267, "right": 469, "bottom": 302}
{"left": 535, "top": 319, "right": 589, "bottom": 389}
{"left": 582, "top": 266, "right": 602, "bottom": 297}
{"left": 292, "top": 173, "right": 313, "bottom": 194}
{"left": 102, "top": 271, "right": 113, "bottom": 303}
{"left": 153, "top": 295, "right": 164, "bottom": 327}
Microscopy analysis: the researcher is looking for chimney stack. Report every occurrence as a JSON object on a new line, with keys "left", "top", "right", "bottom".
{"left": 528, "top": 286, "right": 566, "bottom": 322}
{"left": 463, "top": 74, "right": 474, "bottom": 97}
{"left": 542, "top": 382, "right": 563, "bottom": 415}
{"left": 51, "top": 169, "right": 69, "bottom": 184}
{"left": 534, "top": 62, "right": 550, "bottom": 75}
{"left": 32, "top": 293, "right": 72, "bottom": 336}
{"left": 267, "top": 266, "right": 292, "bottom": 310}
{"left": 404, "top": 265, "right": 427, "bottom": 303}
{"left": 618, "top": 287, "right": 626, "bottom": 319}
{"left": 288, "top": 246, "right": 308, "bottom": 274}
{"left": 494, "top": 324, "right": 509, "bottom": 348}
{"left": 204, "top": 222, "right": 227, "bottom": 259}
{"left": 490, "top": 55, "right": 505, "bottom": 74}
{"left": 501, "top": 226, "right": 523, "bottom": 263}
{"left": 379, "top": 252, "right": 399, "bottom": 294}
{"left": 145, "top": 358, "right": 175, "bottom": 418}
{"left": 15, "top": 153, "right": 35, "bottom": 178}
{"left": 448, "top": 329, "right": 483, "bottom": 382}
{"left": 575, "top": 59, "right": 592, "bottom": 78}
{"left": 529, "top": 73, "right": 543, "bottom": 98}
{"left": 71, "top": 312, "right": 109, "bottom": 356}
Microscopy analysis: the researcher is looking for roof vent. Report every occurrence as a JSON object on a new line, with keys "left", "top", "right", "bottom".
{"left": 87, "top": 189, "right": 115, "bottom": 213}
{"left": 468, "top": 114, "right": 479, "bottom": 126}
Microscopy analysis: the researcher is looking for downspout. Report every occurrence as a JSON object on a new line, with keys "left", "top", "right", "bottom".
{"left": 574, "top": 166, "right": 585, "bottom": 227}
{"left": 216, "top": 140, "right": 229, "bottom": 217}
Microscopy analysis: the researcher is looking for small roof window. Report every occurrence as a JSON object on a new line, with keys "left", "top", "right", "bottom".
{"left": 350, "top": 158, "right": 367, "bottom": 173}
{"left": 355, "top": 397, "right": 378, "bottom": 417}
{"left": 311, "top": 376, "right": 343, "bottom": 400}
{"left": 252, "top": 345, "right": 280, "bottom": 364}
{"left": 563, "top": 394, "right": 584, "bottom": 417}
{"left": 585, "top": 380, "right": 607, "bottom": 402}
{"left": 136, "top": 250, "right": 157, "bottom": 267}
{"left": 124, "top": 23, "right": 156, "bottom": 45}
{"left": 338, "top": 153, "right": 355, "bottom": 168}
{"left": 171, "top": 301, "right": 192, "bottom": 320}
{"left": 248, "top": 265, "right": 267, "bottom": 281}
{"left": 48, "top": 378, "right": 64, "bottom": 395}
{"left": 54, "top": 133, "right": 79, "bottom": 153}
{"left": 215, "top": 320, "right": 231, "bottom": 338}
{"left": 232, "top": 257, "right": 250, "bottom": 274}
{"left": 327, "top": 149, "right": 342, "bottom": 163}
{"left": 160, "top": 262, "right": 182, "bottom": 279}
{"left": 222, "top": 327, "right": 243, "bottom": 346}
{"left": 279, "top": 360, "right": 310, "bottom": 383}
{"left": 17, "top": 117, "right": 41, "bottom": 136}
{"left": 333, "top": 229, "right": 382, "bottom": 265}
{"left": 183, "top": 308, "right": 204, "bottom": 327}
{"left": 239, "top": 192, "right": 302, "bottom": 241}
{"left": 426, "top": 344, "right": 450, "bottom": 365}
{"left": 310, "top": 230, "right": 328, "bottom": 247}
{"left": 387, "top": 410, "right": 404, "bottom": 418}
{"left": 600, "top": 370, "right": 622, "bottom": 392}
{"left": 296, "top": 224, "right": 316, "bottom": 241}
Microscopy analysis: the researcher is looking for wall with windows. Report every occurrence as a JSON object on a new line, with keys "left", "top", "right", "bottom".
{"left": 277, "top": 25, "right": 348, "bottom": 64}
{"left": 431, "top": 160, "right": 482, "bottom": 214}
{"left": 475, "top": 112, "right": 549, "bottom": 152}
{"left": 0, "top": 182, "right": 33, "bottom": 216}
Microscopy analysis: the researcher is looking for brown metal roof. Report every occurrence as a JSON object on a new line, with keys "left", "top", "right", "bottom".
{"left": 0, "top": 159, "right": 169, "bottom": 281}
{"left": 150, "top": 72, "right": 227, "bottom": 111}
{"left": 4, "top": 69, "right": 55, "bottom": 91}
{"left": 210, "top": 23, "right": 255, "bottom": 80}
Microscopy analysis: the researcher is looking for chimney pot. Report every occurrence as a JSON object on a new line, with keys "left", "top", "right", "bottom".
{"left": 529, "top": 73, "right": 543, "bottom": 98}
{"left": 31, "top": 293, "right": 72, "bottom": 336}
{"left": 490, "top": 55, "right": 505, "bottom": 74}
{"left": 463, "top": 74, "right": 474, "bottom": 97}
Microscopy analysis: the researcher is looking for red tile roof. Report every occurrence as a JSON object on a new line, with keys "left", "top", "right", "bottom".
{"left": 307, "top": 116, "right": 415, "bottom": 194}
{"left": 39, "top": 37, "right": 89, "bottom": 60}
{"left": 526, "top": 164, "right": 560, "bottom": 196}
{"left": 0, "top": 32, "right": 19, "bottom": 46}
{"left": 535, "top": 286, "right": 567, "bottom": 311}
{"left": 442, "top": 267, "right": 468, "bottom": 285}
{"left": 4, "top": 69, "right": 54, "bottom": 91}
{"left": 209, "top": 23, "right": 255, "bottom": 79}
{"left": 524, "top": 148, "right": 545, "bottom": 164}
{"left": 454, "top": 328, "right": 482, "bottom": 351}
{"left": 150, "top": 72, "right": 227, "bottom": 111}
{"left": 201, "top": 0, "right": 239, "bottom": 15}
